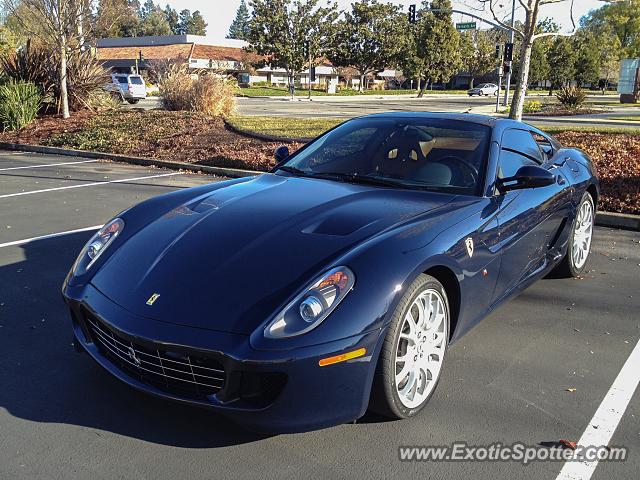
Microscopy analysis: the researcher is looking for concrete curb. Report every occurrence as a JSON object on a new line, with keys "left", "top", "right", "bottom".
{"left": 595, "top": 212, "right": 640, "bottom": 231}
{"left": 0, "top": 142, "right": 261, "bottom": 179}
{"left": 1, "top": 141, "right": 638, "bottom": 231}
{"left": 223, "top": 119, "right": 312, "bottom": 143}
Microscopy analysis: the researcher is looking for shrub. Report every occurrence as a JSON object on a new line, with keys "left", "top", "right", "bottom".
{"left": 0, "top": 80, "right": 42, "bottom": 131}
{"left": 84, "top": 89, "right": 121, "bottom": 112}
{"left": 1, "top": 43, "right": 110, "bottom": 113}
{"left": 158, "top": 64, "right": 236, "bottom": 116}
{"left": 556, "top": 85, "right": 586, "bottom": 109}
{"left": 523, "top": 100, "right": 542, "bottom": 113}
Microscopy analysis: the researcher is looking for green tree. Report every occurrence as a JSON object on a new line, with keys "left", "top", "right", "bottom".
{"left": 547, "top": 36, "right": 575, "bottom": 95}
{"left": 190, "top": 11, "right": 207, "bottom": 35}
{"left": 528, "top": 18, "right": 558, "bottom": 89}
{"left": 163, "top": 5, "right": 180, "bottom": 34}
{"left": 176, "top": 9, "right": 206, "bottom": 35}
{"left": 227, "top": 0, "right": 251, "bottom": 40}
{"left": 459, "top": 29, "right": 495, "bottom": 89}
{"left": 329, "top": 0, "right": 407, "bottom": 92}
{"left": 476, "top": 0, "right": 578, "bottom": 120}
{"left": 572, "top": 30, "right": 600, "bottom": 87}
{"left": 95, "top": 0, "right": 141, "bottom": 38}
{"left": 139, "top": 2, "right": 171, "bottom": 36}
{"left": 248, "top": 0, "right": 337, "bottom": 96}
{"left": 597, "top": 26, "right": 622, "bottom": 92}
{"left": 581, "top": 0, "right": 640, "bottom": 57}
{"left": 405, "top": 0, "right": 461, "bottom": 98}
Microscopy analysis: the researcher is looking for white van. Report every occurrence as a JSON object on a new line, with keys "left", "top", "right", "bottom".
{"left": 108, "top": 74, "right": 147, "bottom": 104}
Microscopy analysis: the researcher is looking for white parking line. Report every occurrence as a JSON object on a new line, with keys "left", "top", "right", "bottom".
{"left": 0, "top": 172, "right": 181, "bottom": 199}
{"left": 0, "top": 225, "right": 102, "bottom": 249}
{"left": 0, "top": 159, "right": 99, "bottom": 171}
{"left": 556, "top": 337, "right": 640, "bottom": 480}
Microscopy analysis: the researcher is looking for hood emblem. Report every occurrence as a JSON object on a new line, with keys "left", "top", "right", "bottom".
{"left": 465, "top": 238, "right": 474, "bottom": 258}
{"left": 146, "top": 293, "right": 161, "bottom": 306}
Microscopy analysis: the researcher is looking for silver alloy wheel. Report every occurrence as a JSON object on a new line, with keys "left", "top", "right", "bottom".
{"left": 573, "top": 198, "right": 594, "bottom": 269}
{"left": 394, "top": 289, "right": 448, "bottom": 409}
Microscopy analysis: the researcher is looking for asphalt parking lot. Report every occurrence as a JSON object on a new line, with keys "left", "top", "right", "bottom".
{"left": 0, "top": 151, "right": 638, "bottom": 479}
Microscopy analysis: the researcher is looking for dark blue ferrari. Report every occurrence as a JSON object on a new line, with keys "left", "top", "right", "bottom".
{"left": 63, "top": 113, "right": 599, "bottom": 433}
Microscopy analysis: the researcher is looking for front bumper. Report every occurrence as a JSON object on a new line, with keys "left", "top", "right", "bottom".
{"left": 63, "top": 283, "right": 383, "bottom": 433}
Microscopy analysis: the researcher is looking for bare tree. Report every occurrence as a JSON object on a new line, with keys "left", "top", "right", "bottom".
{"left": 5, "top": 0, "right": 93, "bottom": 119}
{"left": 472, "top": 0, "right": 576, "bottom": 120}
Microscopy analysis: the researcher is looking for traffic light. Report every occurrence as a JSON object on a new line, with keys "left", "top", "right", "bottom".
{"left": 408, "top": 4, "right": 416, "bottom": 24}
{"left": 310, "top": 67, "right": 316, "bottom": 83}
{"left": 303, "top": 40, "right": 310, "bottom": 59}
{"left": 504, "top": 42, "right": 514, "bottom": 62}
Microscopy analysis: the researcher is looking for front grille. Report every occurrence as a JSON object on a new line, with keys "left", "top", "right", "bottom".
{"left": 84, "top": 313, "right": 225, "bottom": 401}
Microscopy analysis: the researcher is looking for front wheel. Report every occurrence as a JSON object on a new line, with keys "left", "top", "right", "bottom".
{"left": 369, "top": 274, "right": 449, "bottom": 419}
{"left": 553, "top": 192, "right": 595, "bottom": 277}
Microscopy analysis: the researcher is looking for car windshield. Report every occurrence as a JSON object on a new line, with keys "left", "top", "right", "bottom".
{"left": 276, "top": 117, "right": 491, "bottom": 195}
{"left": 129, "top": 76, "right": 144, "bottom": 85}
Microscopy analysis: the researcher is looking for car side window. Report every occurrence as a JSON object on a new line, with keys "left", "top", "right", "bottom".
{"left": 497, "top": 129, "right": 542, "bottom": 180}
{"left": 531, "top": 132, "right": 554, "bottom": 161}
{"left": 497, "top": 150, "right": 539, "bottom": 179}
{"left": 501, "top": 129, "right": 543, "bottom": 164}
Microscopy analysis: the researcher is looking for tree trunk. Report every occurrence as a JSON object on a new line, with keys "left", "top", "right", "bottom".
{"left": 417, "top": 77, "right": 429, "bottom": 98}
{"left": 359, "top": 74, "right": 364, "bottom": 92}
{"left": 509, "top": 39, "right": 532, "bottom": 120}
{"left": 509, "top": 2, "right": 543, "bottom": 121}
{"left": 469, "top": 77, "right": 475, "bottom": 89}
{"left": 59, "top": 34, "right": 70, "bottom": 119}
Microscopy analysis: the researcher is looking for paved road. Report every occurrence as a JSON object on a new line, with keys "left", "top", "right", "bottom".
{"left": 0, "top": 152, "right": 638, "bottom": 479}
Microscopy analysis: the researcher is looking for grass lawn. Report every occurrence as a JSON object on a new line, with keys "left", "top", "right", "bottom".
{"left": 237, "top": 86, "right": 468, "bottom": 97}
{"left": 226, "top": 116, "right": 342, "bottom": 139}
{"left": 607, "top": 115, "right": 640, "bottom": 122}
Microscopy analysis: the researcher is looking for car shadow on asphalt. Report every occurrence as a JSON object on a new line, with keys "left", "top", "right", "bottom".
{"left": 0, "top": 233, "right": 272, "bottom": 448}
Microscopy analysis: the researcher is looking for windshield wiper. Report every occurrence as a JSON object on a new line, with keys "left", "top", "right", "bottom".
{"left": 315, "top": 172, "right": 406, "bottom": 189}
{"left": 276, "top": 165, "right": 309, "bottom": 176}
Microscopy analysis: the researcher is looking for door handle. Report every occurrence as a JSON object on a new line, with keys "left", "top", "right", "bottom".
{"left": 556, "top": 175, "right": 566, "bottom": 185}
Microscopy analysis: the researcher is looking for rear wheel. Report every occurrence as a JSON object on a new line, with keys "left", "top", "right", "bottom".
{"left": 370, "top": 274, "right": 449, "bottom": 419}
{"left": 126, "top": 98, "right": 140, "bottom": 104}
{"left": 553, "top": 192, "right": 595, "bottom": 277}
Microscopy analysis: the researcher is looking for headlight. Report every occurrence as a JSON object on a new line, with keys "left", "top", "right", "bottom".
{"left": 72, "top": 218, "right": 124, "bottom": 276}
{"left": 264, "top": 266, "right": 355, "bottom": 339}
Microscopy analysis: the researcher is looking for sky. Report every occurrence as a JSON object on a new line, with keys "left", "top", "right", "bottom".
{"left": 159, "top": 0, "right": 605, "bottom": 41}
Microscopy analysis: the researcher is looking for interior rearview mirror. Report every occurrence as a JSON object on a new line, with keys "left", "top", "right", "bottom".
{"left": 274, "top": 145, "right": 290, "bottom": 163}
{"left": 498, "top": 165, "right": 555, "bottom": 193}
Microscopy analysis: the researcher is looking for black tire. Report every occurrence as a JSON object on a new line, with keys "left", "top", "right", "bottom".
{"left": 369, "top": 274, "right": 449, "bottom": 419}
{"left": 552, "top": 192, "right": 595, "bottom": 278}
{"left": 126, "top": 98, "right": 140, "bottom": 104}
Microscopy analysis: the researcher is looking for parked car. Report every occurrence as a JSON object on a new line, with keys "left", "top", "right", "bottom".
{"left": 63, "top": 113, "right": 598, "bottom": 433}
{"left": 468, "top": 83, "right": 499, "bottom": 96}
{"left": 106, "top": 74, "right": 147, "bottom": 104}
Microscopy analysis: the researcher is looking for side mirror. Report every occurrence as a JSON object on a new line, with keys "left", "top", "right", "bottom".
{"left": 498, "top": 165, "right": 555, "bottom": 192}
{"left": 274, "top": 145, "right": 290, "bottom": 163}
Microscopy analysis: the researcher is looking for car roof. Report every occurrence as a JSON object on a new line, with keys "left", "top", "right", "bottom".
{"left": 355, "top": 112, "right": 543, "bottom": 135}
{"left": 358, "top": 112, "right": 500, "bottom": 127}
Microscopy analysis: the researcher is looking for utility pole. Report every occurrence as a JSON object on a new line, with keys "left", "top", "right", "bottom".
{"left": 503, "top": 0, "right": 516, "bottom": 106}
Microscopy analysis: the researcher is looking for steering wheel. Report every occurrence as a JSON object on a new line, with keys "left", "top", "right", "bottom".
{"left": 436, "top": 156, "right": 479, "bottom": 187}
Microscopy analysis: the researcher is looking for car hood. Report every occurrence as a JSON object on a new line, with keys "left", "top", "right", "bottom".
{"left": 91, "top": 174, "right": 456, "bottom": 334}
